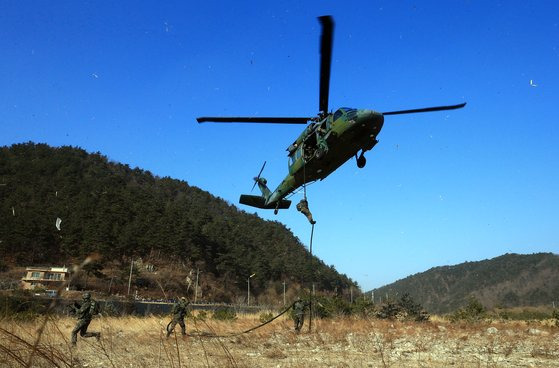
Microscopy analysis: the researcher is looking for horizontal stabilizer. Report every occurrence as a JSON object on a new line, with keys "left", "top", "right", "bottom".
{"left": 239, "top": 195, "right": 291, "bottom": 210}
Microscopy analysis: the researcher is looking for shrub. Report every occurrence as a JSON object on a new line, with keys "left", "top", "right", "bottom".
{"left": 212, "top": 308, "right": 237, "bottom": 321}
{"left": 552, "top": 309, "right": 559, "bottom": 326}
{"left": 194, "top": 310, "right": 207, "bottom": 321}
{"left": 399, "top": 293, "right": 430, "bottom": 321}
{"left": 309, "top": 296, "right": 352, "bottom": 319}
{"left": 377, "top": 300, "right": 405, "bottom": 320}
{"left": 494, "top": 308, "right": 551, "bottom": 321}
{"left": 259, "top": 311, "right": 274, "bottom": 324}
{"left": 449, "top": 296, "right": 486, "bottom": 322}
{"left": 0, "top": 294, "right": 46, "bottom": 321}
{"left": 375, "top": 294, "right": 429, "bottom": 321}
{"left": 351, "top": 298, "right": 376, "bottom": 318}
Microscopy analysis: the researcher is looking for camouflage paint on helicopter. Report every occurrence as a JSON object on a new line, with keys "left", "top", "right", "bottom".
{"left": 243, "top": 108, "right": 383, "bottom": 211}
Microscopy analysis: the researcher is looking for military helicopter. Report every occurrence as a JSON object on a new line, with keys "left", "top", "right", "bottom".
{"left": 197, "top": 16, "right": 465, "bottom": 214}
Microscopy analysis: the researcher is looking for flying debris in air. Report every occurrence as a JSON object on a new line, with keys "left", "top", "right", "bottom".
{"left": 529, "top": 79, "right": 537, "bottom": 87}
{"left": 56, "top": 217, "right": 62, "bottom": 231}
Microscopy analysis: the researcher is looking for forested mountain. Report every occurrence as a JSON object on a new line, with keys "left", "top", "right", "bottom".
{"left": 0, "top": 142, "right": 356, "bottom": 301}
{"left": 372, "top": 253, "right": 559, "bottom": 313}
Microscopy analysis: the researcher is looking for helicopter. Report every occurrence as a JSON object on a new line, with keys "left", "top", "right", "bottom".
{"left": 197, "top": 16, "right": 466, "bottom": 215}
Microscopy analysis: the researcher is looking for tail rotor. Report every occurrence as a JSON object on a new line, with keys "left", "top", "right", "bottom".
{"left": 251, "top": 161, "right": 267, "bottom": 192}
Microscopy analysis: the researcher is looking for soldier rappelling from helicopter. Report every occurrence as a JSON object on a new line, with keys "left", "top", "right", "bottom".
{"left": 296, "top": 197, "right": 316, "bottom": 225}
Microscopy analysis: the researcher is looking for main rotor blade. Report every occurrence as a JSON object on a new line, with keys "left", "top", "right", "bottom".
{"left": 197, "top": 117, "right": 311, "bottom": 124}
{"left": 382, "top": 102, "right": 467, "bottom": 116}
{"left": 318, "top": 15, "right": 334, "bottom": 114}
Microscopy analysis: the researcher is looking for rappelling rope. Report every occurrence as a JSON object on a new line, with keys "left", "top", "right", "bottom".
{"left": 179, "top": 146, "right": 316, "bottom": 340}
{"left": 235, "top": 301, "right": 295, "bottom": 336}
{"left": 182, "top": 301, "right": 296, "bottom": 338}
{"left": 303, "top": 148, "right": 308, "bottom": 200}
{"left": 301, "top": 143, "right": 316, "bottom": 332}
{"left": 308, "top": 222, "right": 314, "bottom": 332}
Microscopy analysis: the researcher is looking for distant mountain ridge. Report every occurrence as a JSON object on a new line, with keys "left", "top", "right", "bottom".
{"left": 372, "top": 253, "right": 559, "bottom": 313}
{"left": 0, "top": 142, "right": 356, "bottom": 301}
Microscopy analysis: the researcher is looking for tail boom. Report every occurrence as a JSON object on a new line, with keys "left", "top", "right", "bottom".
{"left": 239, "top": 195, "right": 291, "bottom": 210}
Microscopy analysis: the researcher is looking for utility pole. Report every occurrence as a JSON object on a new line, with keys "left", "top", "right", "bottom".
{"left": 350, "top": 286, "right": 353, "bottom": 304}
{"left": 283, "top": 281, "right": 286, "bottom": 306}
{"left": 194, "top": 268, "right": 200, "bottom": 303}
{"left": 247, "top": 273, "right": 255, "bottom": 306}
{"left": 127, "top": 259, "right": 133, "bottom": 296}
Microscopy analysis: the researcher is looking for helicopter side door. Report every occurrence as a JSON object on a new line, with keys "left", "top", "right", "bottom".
{"left": 288, "top": 145, "right": 304, "bottom": 175}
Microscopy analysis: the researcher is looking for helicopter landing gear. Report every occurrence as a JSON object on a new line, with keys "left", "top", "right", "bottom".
{"left": 356, "top": 152, "right": 366, "bottom": 168}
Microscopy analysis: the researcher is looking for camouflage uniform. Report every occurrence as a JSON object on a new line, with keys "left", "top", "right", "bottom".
{"left": 292, "top": 299, "right": 309, "bottom": 332}
{"left": 166, "top": 297, "right": 189, "bottom": 337}
{"left": 71, "top": 292, "right": 101, "bottom": 346}
{"left": 296, "top": 198, "right": 316, "bottom": 225}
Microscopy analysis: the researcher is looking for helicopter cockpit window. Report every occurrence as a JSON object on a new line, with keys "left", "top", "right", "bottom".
{"left": 338, "top": 107, "right": 357, "bottom": 120}
{"left": 345, "top": 108, "right": 357, "bottom": 120}
{"left": 289, "top": 146, "right": 302, "bottom": 166}
{"left": 333, "top": 109, "right": 343, "bottom": 121}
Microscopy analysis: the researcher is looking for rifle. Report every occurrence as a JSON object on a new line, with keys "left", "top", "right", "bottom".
{"left": 67, "top": 301, "right": 81, "bottom": 316}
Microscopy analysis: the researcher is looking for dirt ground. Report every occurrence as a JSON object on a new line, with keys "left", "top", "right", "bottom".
{"left": 1, "top": 315, "right": 558, "bottom": 367}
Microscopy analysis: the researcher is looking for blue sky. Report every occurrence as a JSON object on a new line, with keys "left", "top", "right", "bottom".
{"left": 1, "top": 1, "right": 558, "bottom": 291}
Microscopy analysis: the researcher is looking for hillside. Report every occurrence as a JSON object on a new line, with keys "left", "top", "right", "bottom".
{"left": 0, "top": 142, "right": 356, "bottom": 302}
{"left": 372, "top": 253, "right": 559, "bottom": 313}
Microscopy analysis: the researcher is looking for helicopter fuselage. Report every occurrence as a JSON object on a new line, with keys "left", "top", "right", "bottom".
{"left": 264, "top": 107, "right": 384, "bottom": 206}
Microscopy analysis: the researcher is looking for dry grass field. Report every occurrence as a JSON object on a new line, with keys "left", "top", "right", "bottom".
{"left": 1, "top": 313, "right": 558, "bottom": 367}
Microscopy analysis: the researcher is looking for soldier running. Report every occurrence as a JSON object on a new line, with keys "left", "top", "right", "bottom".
{"left": 71, "top": 292, "right": 101, "bottom": 346}
{"left": 166, "top": 297, "right": 189, "bottom": 337}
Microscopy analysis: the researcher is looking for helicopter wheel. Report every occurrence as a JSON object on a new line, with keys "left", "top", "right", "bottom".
{"left": 356, "top": 154, "right": 366, "bottom": 168}
{"left": 274, "top": 208, "right": 279, "bottom": 215}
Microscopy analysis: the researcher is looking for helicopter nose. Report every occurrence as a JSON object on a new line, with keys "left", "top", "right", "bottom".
{"left": 357, "top": 109, "right": 384, "bottom": 131}
{"left": 357, "top": 109, "right": 374, "bottom": 122}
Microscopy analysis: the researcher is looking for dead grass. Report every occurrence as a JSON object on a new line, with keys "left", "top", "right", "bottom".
{"left": 0, "top": 314, "right": 557, "bottom": 367}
